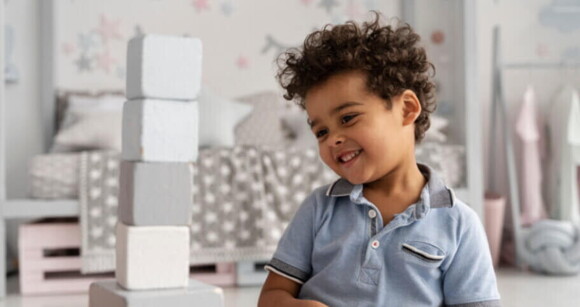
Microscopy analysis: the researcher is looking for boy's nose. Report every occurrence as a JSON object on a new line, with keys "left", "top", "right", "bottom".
{"left": 327, "top": 134, "right": 345, "bottom": 147}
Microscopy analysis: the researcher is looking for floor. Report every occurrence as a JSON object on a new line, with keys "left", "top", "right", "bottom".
{"left": 1, "top": 267, "right": 579, "bottom": 306}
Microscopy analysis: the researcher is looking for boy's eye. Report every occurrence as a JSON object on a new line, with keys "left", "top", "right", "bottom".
{"left": 315, "top": 129, "right": 328, "bottom": 138}
{"left": 341, "top": 114, "right": 358, "bottom": 124}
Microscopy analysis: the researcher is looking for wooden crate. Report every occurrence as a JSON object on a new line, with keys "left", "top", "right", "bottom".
{"left": 18, "top": 221, "right": 235, "bottom": 295}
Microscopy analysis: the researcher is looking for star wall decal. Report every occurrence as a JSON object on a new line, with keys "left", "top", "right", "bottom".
{"left": 96, "top": 51, "right": 116, "bottom": 73}
{"left": 75, "top": 53, "right": 92, "bottom": 72}
{"left": 364, "top": 0, "right": 378, "bottom": 10}
{"left": 319, "top": 0, "right": 339, "bottom": 14}
{"left": 192, "top": 0, "right": 210, "bottom": 12}
{"left": 61, "top": 42, "right": 76, "bottom": 57}
{"left": 96, "top": 14, "right": 123, "bottom": 46}
{"left": 261, "top": 35, "right": 293, "bottom": 58}
{"left": 221, "top": 1, "right": 235, "bottom": 16}
{"left": 77, "top": 32, "right": 96, "bottom": 53}
{"left": 236, "top": 55, "right": 250, "bottom": 69}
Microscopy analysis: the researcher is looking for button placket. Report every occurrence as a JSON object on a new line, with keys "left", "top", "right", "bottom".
{"left": 369, "top": 209, "right": 378, "bottom": 236}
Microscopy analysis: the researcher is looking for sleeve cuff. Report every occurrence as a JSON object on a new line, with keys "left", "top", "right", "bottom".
{"left": 446, "top": 299, "right": 501, "bottom": 307}
{"left": 264, "top": 257, "right": 310, "bottom": 285}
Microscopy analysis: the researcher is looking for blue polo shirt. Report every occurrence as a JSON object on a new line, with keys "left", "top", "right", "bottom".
{"left": 265, "top": 164, "right": 500, "bottom": 307}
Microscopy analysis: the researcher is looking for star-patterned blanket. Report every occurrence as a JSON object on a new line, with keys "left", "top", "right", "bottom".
{"left": 79, "top": 146, "right": 337, "bottom": 273}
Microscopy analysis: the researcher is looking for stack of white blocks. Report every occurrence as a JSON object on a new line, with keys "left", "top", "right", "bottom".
{"left": 89, "top": 35, "right": 223, "bottom": 307}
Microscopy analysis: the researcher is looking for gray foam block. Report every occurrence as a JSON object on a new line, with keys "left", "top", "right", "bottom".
{"left": 89, "top": 279, "right": 224, "bottom": 307}
{"left": 119, "top": 160, "right": 193, "bottom": 226}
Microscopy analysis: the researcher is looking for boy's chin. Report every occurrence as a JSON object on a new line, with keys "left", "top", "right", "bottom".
{"left": 340, "top": 176, "right": 368, "bottom": 185}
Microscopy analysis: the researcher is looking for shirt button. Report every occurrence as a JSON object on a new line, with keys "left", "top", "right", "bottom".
{"left": 368, "top": 209, "right": 377, "bottom": 218}
{"left": 371, "top": 240, "right": 380, "bottom": 249}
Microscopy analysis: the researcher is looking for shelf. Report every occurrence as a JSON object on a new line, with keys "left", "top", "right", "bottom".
{"left": 2, "top": 199, "right": 79, "bottom": 219}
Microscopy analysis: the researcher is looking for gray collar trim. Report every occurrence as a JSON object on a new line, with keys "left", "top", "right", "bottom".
{"left": 325, "top": 163, "right": 455, "bottom": 209}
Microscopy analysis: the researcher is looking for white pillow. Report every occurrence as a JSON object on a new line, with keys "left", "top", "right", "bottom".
{"left": 235, "top": 91, "right": 286, "bottom": 147}
{"left": 52, "top": 94, "right": 125, "bottom": 152}
{"left": 198, "top": 88, "right": 253, "bottom": 147}
{"left": 61, "top": 94, "right": 125, "bottom": 130}
{"left": 280, "top": 108, "right": 318, "bottom": 149}
{"left": 54, "top": 111, "right": 122, "bottom": 151}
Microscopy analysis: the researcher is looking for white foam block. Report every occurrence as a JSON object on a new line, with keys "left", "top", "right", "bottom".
{"left": 89, "top": 279, "right": 224, "bottom": 307}
{"left": 116, "top": 222, "right": 190, "bottom": 290}
{"left": 122, "top": 99, "right": 198, "bottom": 162}
{"left": 126, "top": 35, "right": 202, "bottom": 100}
{"left": 118, "top": 161, "right": 193, "bottom": 226}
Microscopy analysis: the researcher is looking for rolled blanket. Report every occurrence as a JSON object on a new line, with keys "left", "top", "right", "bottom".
{"left": 520, "top": 220, "right": 580, "bottom": 275}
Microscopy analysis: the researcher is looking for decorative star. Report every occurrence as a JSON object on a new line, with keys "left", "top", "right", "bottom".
{"left": 192, "top": 0, "right": 210, "bottom": 12}
{"left": 331, "top": 13, "right": 347, "bottom": 25}
{"left": 346, "top": 0, "right": 361, "bottom": 19}
{"left": 319, "top": 0, "right": 339, "bottom": 14}
{"left": 536, "top": 43, "right": 550, "bottom": 58}
{"left": 96, "top": 51, "right": 116, "bottom": 73}
{"left": 236, "top": 55, "right": 250, "bottom": 69}
{"left": 61, "top": 42, "right": 76, "bottom": 56}
{"left": 96, "top": 14, "right": 123, "bottom": 46}
{"left": 261, "top": 35, "right": 292, "bottom": 58}
{"left": 77, "top": 32, "right": 95, "bottom": 53}
{"left": 364, "top": 0, "right": 378, "bottom": 10}
{"left": 221, "top": 1, "right": 235, "bottom": 16}
{"left": 75, "top": 53, "right": 92, "bottom": 72}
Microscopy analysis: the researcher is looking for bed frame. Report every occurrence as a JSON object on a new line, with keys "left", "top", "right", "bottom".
{"left": 0, "top": 0, "right": 482, "bottom": 298}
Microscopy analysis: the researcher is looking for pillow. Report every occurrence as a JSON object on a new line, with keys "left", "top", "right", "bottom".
{"left": 280, "top": 107, "right": 318, "bottom": 149}
{"left": 199, "top": 88, "right": 254, "bottom": 147}
{"left": 235, "top": 91, "right": 287, "bottom": 147}
{"left": 52, "top": 92, "right": 125, "bottom": 152}
{"left": 54, "top": 110, "right": 122, "bottom": 151}
{"left": 61, "top": 94, "right": 125, "bottom": 129}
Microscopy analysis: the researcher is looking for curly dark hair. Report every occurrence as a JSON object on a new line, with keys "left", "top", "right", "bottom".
{"left": 276, "top": 12, "right": 436, "bottom": 142}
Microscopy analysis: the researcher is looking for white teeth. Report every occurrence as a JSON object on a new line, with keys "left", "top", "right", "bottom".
{"left": 340, "top": 150, "right": 360, "bottom": 163}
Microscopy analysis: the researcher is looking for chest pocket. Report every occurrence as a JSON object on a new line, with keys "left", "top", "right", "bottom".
{"left": 400, "top": 241, "right": 446, "bottom": 268}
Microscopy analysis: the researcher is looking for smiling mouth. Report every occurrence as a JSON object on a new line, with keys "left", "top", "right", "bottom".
{"left": 339, "top": 150, "right": 361, "bottom": 163}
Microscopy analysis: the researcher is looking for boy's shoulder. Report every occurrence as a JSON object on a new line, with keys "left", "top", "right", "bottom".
{"left": 429, "top": 195, "right": 484, "bottom": 232}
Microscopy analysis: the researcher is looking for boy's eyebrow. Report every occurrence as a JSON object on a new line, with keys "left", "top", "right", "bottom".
{"left": 307, "top": 101, "right": 363, "bottom": 128}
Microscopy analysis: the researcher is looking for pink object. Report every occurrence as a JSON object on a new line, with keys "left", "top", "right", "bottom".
{"left": 18, "top": 222, "right": 236, "bottom": 295}
{"left": 515, "top": 86, "right": 547, "bottom": 226}
{"left": 18, "top": 222, "right": 111, "bottom": 295}
{"left": 484, "top": 193, "right": 506, "bottom": 268}
{"left": 191, "top": 262, "right": 236, "bottom": 286}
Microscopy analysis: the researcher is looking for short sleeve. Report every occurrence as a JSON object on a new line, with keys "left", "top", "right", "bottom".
{"left": 442, "top": 208, "right": 501, "bottom": 306}
{"left": 264, "top": 192, "right": 318, "bottom": 284}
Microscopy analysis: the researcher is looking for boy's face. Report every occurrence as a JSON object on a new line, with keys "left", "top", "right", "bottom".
{"left": 305, "top": 70, "right": 416, "bottom": 185}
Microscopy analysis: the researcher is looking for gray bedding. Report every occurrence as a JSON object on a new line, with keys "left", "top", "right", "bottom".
{"left": 79, "top": 146, "right": 336, "bottom": 273}
{"left": 29, "top": 143, "right": 465, "bottom": 273}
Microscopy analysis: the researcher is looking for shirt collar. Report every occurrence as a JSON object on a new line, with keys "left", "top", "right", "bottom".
{"left": 325, "top": 163, "right": 456, "bottom": 211}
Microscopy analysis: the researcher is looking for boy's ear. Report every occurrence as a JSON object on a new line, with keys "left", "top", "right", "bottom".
{"left": 400, "top": 90, "right": 421, "bottom": 126}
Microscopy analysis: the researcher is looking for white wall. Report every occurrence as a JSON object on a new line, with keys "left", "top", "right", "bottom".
{"left": 5, "top": 0, "right": 44, "bottom": 198}
{"left": 478, "top": 0, "right": 580, "bottom": 225}
{"left": 4, "top": 0, "right": 401, "bottom": 199}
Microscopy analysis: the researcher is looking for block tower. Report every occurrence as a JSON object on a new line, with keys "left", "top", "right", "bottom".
{"left": 88, "top": 35, "right": 224, "bottom": 307}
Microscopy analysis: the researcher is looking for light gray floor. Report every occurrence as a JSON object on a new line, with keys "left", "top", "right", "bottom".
{"left": 0, "top": 267, "right": 579, "bottom": 306}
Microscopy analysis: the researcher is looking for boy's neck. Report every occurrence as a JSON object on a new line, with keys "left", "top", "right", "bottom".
{"left": 362, "top": 158, "right": 426, "bottom": 208}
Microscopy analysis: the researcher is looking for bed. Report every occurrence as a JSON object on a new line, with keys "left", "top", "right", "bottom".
{"left": 16, "top": 89, "right": 467, "bottom": 274}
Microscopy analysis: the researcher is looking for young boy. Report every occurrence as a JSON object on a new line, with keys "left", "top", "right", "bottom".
{"left": 258, "top": 13, "right": 500, "bottom": 307}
